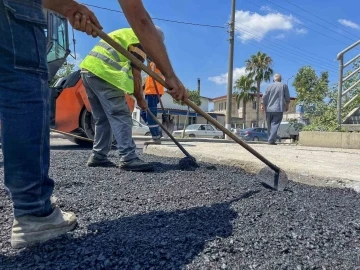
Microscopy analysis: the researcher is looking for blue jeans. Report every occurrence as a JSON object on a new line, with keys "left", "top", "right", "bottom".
{"left": 140, "top": 95, "right": 161, "bottom": 140}
{"left": 0, "top": 0, "right": 54, "bottom": 217}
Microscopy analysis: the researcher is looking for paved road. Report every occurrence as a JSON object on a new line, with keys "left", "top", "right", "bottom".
{"left": 50, "top": 138, "right": 146, "bottom": 150}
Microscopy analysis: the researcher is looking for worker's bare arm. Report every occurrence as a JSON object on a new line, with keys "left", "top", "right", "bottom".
{"left": 132, "top": 68, "right": 147, "bottom": 110}
{"left": 118, "top": 0, "right": 188, "bottom": 101}
{"left": 42, "top": 0, "right": 102, "bottom": 37}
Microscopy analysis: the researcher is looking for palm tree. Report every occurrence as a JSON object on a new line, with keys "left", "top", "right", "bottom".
{"left": 245, "top": 52, "right": 273, "bottom": 126}
{"left": 233, "top": 76, "right": 257, "bottom": 129}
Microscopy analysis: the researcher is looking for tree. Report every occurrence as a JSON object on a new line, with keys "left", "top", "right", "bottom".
{"left": 49, "top": 62, "right": 75, "bottom": 86}
{"left": 245, "top": 51, "right": 274, "bottom": 126}
{"left": 292, "top": 66, "right": 340, "bottom": 131}
{"left": 233, "top": 75, "right": 256, "bottom": 128}
{"left": 173, "top": 88, "right": 201, "bottom": 138}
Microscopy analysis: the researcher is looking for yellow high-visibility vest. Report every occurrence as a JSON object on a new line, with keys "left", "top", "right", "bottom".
{"left": 79, "top": 28, "right": 141, "bottom": 94}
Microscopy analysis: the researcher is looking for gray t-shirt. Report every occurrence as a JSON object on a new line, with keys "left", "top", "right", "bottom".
{"left": 262, "top": 82, "right": 290, "bottom": 112}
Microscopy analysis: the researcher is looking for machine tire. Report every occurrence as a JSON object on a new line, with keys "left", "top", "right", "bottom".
{"left": 80, "top": 108, "right": 117, "bottom": 147}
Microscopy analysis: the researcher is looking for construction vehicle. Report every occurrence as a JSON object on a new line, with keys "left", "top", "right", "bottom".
{"left": 45, "top": 9, "right": 139, "bottom": 145}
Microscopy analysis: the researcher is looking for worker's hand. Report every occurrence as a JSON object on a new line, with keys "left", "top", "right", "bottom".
{"left": 136, "top": 97, "right": 148, "bottom": 110}
{"left": 65, "top": 3, "right": 102, "bottom": 37}
{"left": 165, "top": 75, "right": 188, "bottom": 101}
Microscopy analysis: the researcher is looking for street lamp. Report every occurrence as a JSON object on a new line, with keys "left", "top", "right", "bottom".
{"left": 287, "top": 75, "right": 295, "bottom": 85}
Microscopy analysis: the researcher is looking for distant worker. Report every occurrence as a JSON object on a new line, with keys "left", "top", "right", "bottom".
{"left": 261, "top": 73, "right": 290, "bottom": 145}
{"left": 79, "top": 27, "right": 167, "bottom": 171}
{"left": 1, "top": 0, "right": 187, "bottom": 249}
{"left": 141, "top": 57, "right": 166, "bottom": 144}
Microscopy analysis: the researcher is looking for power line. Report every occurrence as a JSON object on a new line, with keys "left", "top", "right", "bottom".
{"left": 282, "top": 0, "right": 360, "bottom": 40}
{"left": 243, "top": 0, "right": 352, "bottom": 46}
{"left": 84, "top": 3, "right": 226, "bottom": 29}
{"left": 235, "top": 26, "right": 338, "bottom": 72}
{"left": 233, "top": 20, "right": 337, "bottom": 65}
{"left": 234, "top": 27, "right": 338, "bottom": 75}
{"left": 262, "top": 0, "right": 358, "bottom": 43}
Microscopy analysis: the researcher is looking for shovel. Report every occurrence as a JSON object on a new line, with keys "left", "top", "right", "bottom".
{"left": 90, "top": 24, "right": 289, "bottom": 191}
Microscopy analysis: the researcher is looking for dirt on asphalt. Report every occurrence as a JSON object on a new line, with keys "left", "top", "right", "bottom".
{"left": 0, "top": 149, "right": 359, "bottom": 270}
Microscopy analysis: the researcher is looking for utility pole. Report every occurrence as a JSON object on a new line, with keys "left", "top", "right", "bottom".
{"left": 225, "top": 0, "right": 236, "bottom": 139}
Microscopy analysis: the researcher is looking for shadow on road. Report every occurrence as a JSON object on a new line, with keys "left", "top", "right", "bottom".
{"left": 0, "top": 191, "right": 259, "bottom": 270}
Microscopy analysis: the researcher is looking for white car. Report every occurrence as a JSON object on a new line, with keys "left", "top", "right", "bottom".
{"left": 172, "top": 124, "right": 224, "bottom": 139}
{"left": 132, "top": 118, "right": 151, "bottom": 136}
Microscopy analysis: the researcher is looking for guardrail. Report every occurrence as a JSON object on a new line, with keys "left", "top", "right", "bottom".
{"left": 336, "top": 40, "right": 360, "bottom": 126}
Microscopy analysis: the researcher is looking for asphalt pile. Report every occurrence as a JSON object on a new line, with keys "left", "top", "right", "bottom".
{"left": 0, "top": 149, "right": 359, "bottom": 270}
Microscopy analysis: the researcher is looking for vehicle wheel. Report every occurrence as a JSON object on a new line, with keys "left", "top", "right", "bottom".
{"left": 188, "top": 134, "right": 195, "bottom": 138}
{"left": 253, "top": 136, "right": 259, "bottom": 141}
{"left": 66, "top": 136, "right": 93, "bottom": 147}
{"left": 145, "top": 132, "right": 151, "bottom": 136}
{"left": 214, "top": 136, "right": 219, "bottom": 139}
{"left": 80, "top": 108, "right": 117, "bottom": 146}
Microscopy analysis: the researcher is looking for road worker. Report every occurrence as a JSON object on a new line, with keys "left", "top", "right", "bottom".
{"left": 79, "top": 27, "right": 168, "bottom": 171}
{"left": 141, "top": 59, "right": 166, "bottom": 144}
{"left": 1, "top": 0, "right": 187, "bottom": 249}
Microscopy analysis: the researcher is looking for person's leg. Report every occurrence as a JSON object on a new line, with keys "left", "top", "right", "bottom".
{"left": 0, "top": 1, "right": 76, "bottom": 248}
{"left": 83, "top": 75, "right": 153, "bottom": 171}
{"left": 145, "top": 95, "right": 161, "bottom": 142}
{"left": 269, "top": 112, "right": 283, "bottom": 144}
{"left": 266, "top": 112, "right": 272, "bottom": 142}
{"left": 81, "top": 72, "right": 115, "bottom": 167}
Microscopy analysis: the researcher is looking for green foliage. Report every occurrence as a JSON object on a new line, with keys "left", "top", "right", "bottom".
{"left": 293, "top": 66, "right": 350, "bottom": 132}
{"left": 233, "top": 75, "right": 257, "bottom": 107}
{"left": 245, "top": 51, "right": 274, "bottom": 126}
{"left": 49, "top": 62, "right": 75, "bottom": 86}
{"left": 173, "top": 88, "right": 202, "bottom": 106}
{"left": 233, "top": 75, "right": 257, "bottom": 128}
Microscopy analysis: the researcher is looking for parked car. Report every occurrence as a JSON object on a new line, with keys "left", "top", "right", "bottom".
{"left": 172, "top": 124, "right": 224, "bottom": 139}
{"left": 277, "top": 121, "right": 304, "bottom": 141}
{"left": 132, "top": 118, "right": 151, "bottom": 136}
{"left": 234, "top": 127, "right": 269, "bottom": 142}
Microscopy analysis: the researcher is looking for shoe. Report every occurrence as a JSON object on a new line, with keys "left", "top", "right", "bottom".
{"left": 268, "top": 142, "right": 277, "bottom": 145}
{"left": 11, "top": 206, "right": 77, "bottom": 249}
{"left": 87, "top": 153, "right": 116, "bottom": 167}
{"left": 144, "top": 139, "right": 161, "bottom": 145}
{"left": 119, "top": 157, "right": 154, "bottom": 172}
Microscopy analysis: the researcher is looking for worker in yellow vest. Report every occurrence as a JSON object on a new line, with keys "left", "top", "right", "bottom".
{"left": 79, "top": 27, "right": 166, "bottom": 171}
{"left": 140, "top": 60, "right": 165, "bottom": 144}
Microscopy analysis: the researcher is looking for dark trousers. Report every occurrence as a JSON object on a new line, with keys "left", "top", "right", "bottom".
{"left": 266, "top": 112, "right": 283, "bottom": 143}
{"left": 140, "top": 95, "right": 161, "bottom": 140}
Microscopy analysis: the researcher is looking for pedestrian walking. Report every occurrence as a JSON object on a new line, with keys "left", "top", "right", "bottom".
{"left": 1, "top": 0, "right": 187, "bottom": 249}
{"left": 261, "top": 74, "right": 290, "bottom": 145}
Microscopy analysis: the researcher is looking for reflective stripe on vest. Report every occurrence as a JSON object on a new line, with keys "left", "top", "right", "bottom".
{"left": 88, "top": 51, "right": 133, "bottom": 80}
{"left": 97, "top": 41, "right": 120, "bottom": 62}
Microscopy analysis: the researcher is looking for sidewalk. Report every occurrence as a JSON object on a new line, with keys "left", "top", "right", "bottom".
{"left": 143, "top": 141, "right": 360, "bottom": 192}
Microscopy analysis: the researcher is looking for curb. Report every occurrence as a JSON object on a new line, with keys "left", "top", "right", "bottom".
{"left": 143, "top": 143, "right": 360, "bottom": 193}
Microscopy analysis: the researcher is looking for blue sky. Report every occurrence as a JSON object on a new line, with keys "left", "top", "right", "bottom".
{"left": 70, "top": 0, "right": 360, "bottom": 100}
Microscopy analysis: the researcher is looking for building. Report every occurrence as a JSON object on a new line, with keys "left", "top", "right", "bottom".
{"left": 132, "top": 92, "right": 225, "bottom": 130}
{"left": 211, "top": 94, "right": 300, "bottom": 128}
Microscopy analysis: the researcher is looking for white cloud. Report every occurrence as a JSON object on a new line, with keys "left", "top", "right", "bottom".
{"left": 338, "top": 19, "right": 360, "bottom": 30}
{"left": 234, "top": 9, "right": 302, "bottom": 42}
{"left": 208, "top": 67, "right": 247, "bottom": 85}
{"left": 274, "top": 33, "right": 285, "bottom": 39}
{"left": 295, "top": 28, "right": 308, "bottom": 34}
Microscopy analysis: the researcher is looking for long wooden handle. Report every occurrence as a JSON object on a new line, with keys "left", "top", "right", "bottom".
{"left": 91, "top": 25, "right": 280, "bottom": 172}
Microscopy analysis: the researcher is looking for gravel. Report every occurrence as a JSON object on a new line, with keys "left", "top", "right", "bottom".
{"left": 0, "top": 148, "right": 359, "bottom": 270}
